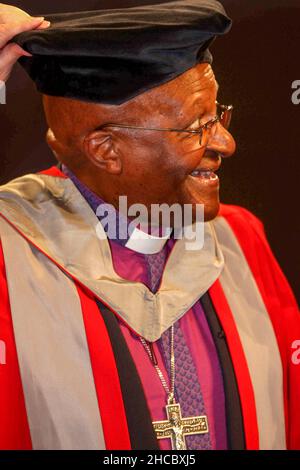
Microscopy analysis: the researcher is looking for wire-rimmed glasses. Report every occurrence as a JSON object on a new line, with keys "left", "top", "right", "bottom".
{"left": 97, "top": 102, "right": 233, "bottom": 146}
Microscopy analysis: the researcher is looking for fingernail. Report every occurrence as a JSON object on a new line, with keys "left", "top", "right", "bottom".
{"left": 43, "top": 21, "right": 51, "bottom": 27}
{"left": 33, "top": 16, "right": 45, "bottom": 21}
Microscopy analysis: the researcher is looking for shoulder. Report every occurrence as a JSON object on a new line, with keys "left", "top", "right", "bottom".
{"left": 218, "top": 203, "right": 265, "bottom": 235}
{"left": 217, "top": 203, "right": 298, "bottom": 312}
{"left": 216, "top": 203, "right": 269, "bottom": 257}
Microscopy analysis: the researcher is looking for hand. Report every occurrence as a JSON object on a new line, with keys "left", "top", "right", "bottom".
{"left": 0, "top": 3, "right": 50, "bottom": 82}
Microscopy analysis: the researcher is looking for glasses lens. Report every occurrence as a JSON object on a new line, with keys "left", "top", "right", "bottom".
{"left": 219, "top": 105, "right": 233, "bottom": 130}
{"left": 199, "top": 129, "right": 203, "bottom": 146}
{"left": 199, "top": 104, "right": 233, "bottom": 146}
{"left": 199, "top": 127, "right": 212, "bottom": 147}
{"left": 199, "top": 116, "right": 218, "bottom": 146}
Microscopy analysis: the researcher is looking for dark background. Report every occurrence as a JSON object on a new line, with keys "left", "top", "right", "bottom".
{"left": 1, "top": 0, "right": 299, "bottom": 301}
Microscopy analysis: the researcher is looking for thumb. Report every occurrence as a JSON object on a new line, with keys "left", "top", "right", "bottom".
{"left": 0, "top": 42, "right": 30, "bottom": 82}
{"left": 0, "top": 16, "right": 46, "bottom": 49}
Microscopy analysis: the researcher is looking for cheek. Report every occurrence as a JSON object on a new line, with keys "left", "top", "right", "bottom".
{"left": 161, "top": 133, "right": 206, "bottom": 176}
{"left": 153, "top": 138, "right": 199, "bottom": 181}
{"left": 123, "top": 136, "right": 181, "bottom": 180}
{"left": 121, "top": 136, "right": 201, "bottom": 200}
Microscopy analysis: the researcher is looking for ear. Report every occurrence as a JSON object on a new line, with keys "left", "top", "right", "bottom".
{"left": 83, "top": 130, "right": 122, "bottom": 175}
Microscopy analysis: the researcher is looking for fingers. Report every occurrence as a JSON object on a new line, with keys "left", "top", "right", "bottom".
{"left": 36, "top": 20, "right": 51, "bottom": 30}
{"left": 0, "top": 13, "right": 51, "bottom": 82}
{"left": 0, "top": 42, "right": 30, "bottom": 82}
{"left": 0, "top": 16, "right": 47, "bottom": 49}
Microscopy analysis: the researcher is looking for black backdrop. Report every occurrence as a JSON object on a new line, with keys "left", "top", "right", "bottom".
{"left": 1, "top": 0, "right": 299, "bottom": 301}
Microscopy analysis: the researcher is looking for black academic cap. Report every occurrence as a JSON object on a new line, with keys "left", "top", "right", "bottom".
{"left": 12, "top": 1, "right": 231, "bottom": 105}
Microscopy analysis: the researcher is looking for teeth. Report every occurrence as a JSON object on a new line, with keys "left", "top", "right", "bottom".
{"left": 191, "top": 169, "right": 217, "bottom": 179}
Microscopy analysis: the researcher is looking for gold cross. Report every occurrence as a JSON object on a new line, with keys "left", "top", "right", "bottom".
{"left": 153, "top": 402, "right": 209, "bottom": 450}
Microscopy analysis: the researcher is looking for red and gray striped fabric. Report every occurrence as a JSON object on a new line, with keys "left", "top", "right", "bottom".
{"left": 0, "top": 167, "right": 299, "bottom": 450}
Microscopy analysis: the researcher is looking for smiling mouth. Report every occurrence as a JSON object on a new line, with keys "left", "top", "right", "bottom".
{"left": 186, "top": 148, "right": 223, "bottom": 187}
{"left": 189, "top": 161, "right": 221, "bottom": 183}
{"left": 189, "top": 153, "right": 222, "bottom": 181}
{"left": 189, "top": 169, "right": 219, "bottom": 180}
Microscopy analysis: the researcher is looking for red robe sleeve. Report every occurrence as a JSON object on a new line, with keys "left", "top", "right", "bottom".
{"left": 219, "top": 204, "right": 300, "bottom": 450}
{"left": 0, "top": 240, "right": 32, "bottom": 449}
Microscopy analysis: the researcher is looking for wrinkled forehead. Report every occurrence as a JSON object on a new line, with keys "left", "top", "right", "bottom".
{"left": 152, "top": 63, "right": 216, "bottom": 99}
{"left": 177, "top": 63, "right": 217, "bottom": 91}
{"left": 120, "top": 63, "right": 218, "bottom": 119}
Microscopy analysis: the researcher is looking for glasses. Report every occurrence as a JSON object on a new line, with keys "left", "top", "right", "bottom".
{"left": 97, "top": 102, "right": 233, "bottom": 146}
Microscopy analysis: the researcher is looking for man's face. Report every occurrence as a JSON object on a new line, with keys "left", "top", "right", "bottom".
{"left": 44, "top": 63, "right": 236, "bottom": 223}
{"left": 108, "top": 63, "right": 236, "bottom": 222}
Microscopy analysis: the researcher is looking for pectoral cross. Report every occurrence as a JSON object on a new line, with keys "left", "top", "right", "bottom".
{"left": 153, "top": 402, "right": 209, "bottom": 450}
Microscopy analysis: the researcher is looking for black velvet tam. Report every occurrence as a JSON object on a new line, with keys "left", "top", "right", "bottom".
{"left": 12, "top": 1, "right": 231, "bottom": 105}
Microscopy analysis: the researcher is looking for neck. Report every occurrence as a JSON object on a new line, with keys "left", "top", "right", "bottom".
{"left": 62, "top": 164, "right": 172, "bottom": 254}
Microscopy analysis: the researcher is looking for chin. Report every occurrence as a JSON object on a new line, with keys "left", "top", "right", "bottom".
{"left": 189, "top": 194, "right": 220, "bottom": 223}
{"left": 180, "top": 176, "right": 221, "bottom": 223}
{"left": 204, "top": 208, "right": 219, "bottom": 222}
{"left": 203, "top": 200, "right": 220, "bottom": 222}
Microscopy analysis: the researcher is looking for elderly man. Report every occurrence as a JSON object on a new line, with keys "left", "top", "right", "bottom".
{"left": 0, "top": 1, "right": 299, "bottom": 451}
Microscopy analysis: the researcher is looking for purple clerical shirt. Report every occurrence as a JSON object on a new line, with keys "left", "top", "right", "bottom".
{"left": 63, "top": 165, "right": 228, "bottom": 450}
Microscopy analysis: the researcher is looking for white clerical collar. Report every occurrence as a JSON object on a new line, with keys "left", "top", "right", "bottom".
{"left": 125, "top": 225, "right": 173, "bottom": 254}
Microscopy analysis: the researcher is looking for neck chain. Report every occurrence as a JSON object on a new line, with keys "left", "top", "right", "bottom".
{"left": 139, "top": 324, "right": 209, "bottom": 450}
{"left": 140, "top": 325, "right": 176, "bottom": 405}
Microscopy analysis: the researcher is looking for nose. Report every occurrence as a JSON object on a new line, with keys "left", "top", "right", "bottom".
{"left": 206, "top": 123, "right": 236, "bottom": 158}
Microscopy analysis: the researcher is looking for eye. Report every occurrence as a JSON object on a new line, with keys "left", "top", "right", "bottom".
{"left": 188, "top": 118, "right": 202, "bottom": 131}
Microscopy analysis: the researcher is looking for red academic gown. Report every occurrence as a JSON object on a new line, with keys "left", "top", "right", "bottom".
{"left": 0, "top": 167, "right": 299, "bottom": 450}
